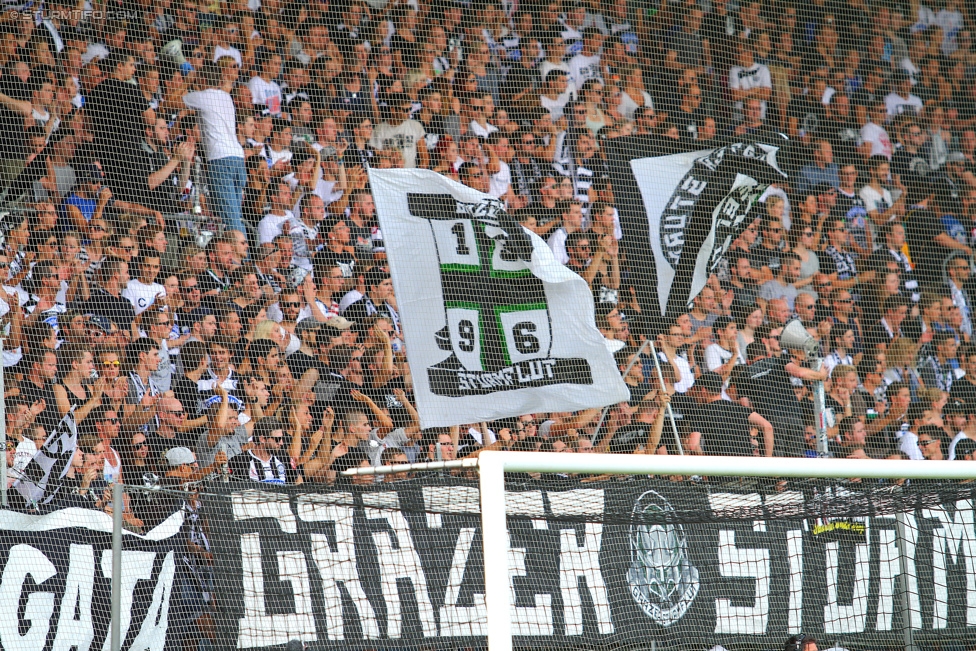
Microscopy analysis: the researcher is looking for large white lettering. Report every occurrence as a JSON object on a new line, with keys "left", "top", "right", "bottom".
{"left": 786, "top": 530, "right": 803, "bottom": 631}
{"left": 714, "top": 530, "right": 769, "bottom": 634}
{"left": 0, "top": 544, "right": 57, "bottom": 651}
{"left": 52, "top": 544, "right": 95, "bottom": 651}
{"left": 508, "top": 532, "right": 553, "bottom": 636}
{"left": 364, "top": 493, "right": 438, "bottom": 638}
{"left": 100, "top": 550, "right": 156, "bottom": 651}
{"left": 875, "top": 514, "right": 921, "bottom": 631}
{"left": 439, "top": 527, "right": 486, "bottom": 636}
{"left": 923, "top": 501, "right": 976, "bottom": 627}
{"left": 238, "top": 533, "right": 316, "bottom": 648}
{"left": 823, "top": 521, "right": 870, "bottom": 634}
{"left": 550, "top": 489, "right": 612, "bottom": 635}
{"left": 129, "top": 551, "right": 175, "bottom": 651}
{"left": 298, "top": 495, "right": 380, "bottom": 640}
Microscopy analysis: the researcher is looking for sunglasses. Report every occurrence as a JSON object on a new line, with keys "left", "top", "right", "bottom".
{"left": 133, "top": 441, "right": 148, "bottom": 449}
{"left": 918, "top": 439, "right": 937, "bottom": 446}
{"left": 103, "top": 360, "right": 120, "bottom": 366}
{"left": 281, "top": 301, "right": 301, "bottom": 308}
{"left": 101, "top": 417, "right": 120, "bottom": 424}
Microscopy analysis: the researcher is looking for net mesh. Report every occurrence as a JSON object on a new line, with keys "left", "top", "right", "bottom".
{"left": 0, "top": 0, "right": 973, "bottom": 648}
{"left": 103, "top": 476, "right": 976, "bottom": 651}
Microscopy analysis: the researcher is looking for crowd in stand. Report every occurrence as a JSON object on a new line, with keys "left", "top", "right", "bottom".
{"left": 0, "top": 0, "right": 975, "bottom": 507}
{"left": 4, "top": 1, "right": 976, "bottom": 643}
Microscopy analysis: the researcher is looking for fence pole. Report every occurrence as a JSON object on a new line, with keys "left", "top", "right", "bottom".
{"left": 896, "top": 513, "right": 918, "bottom": 651}
{"left": 0, "top": 337, "right": 7, "bottom": 508}
{"left": 812, "top": 356, "right": 829, "bottom": 457}
{"left": 111, "top": 482, "right": 123, "bottom": 651}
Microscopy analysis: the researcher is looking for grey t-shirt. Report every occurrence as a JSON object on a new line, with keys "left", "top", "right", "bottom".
{"left": 367, "top": 427, "right": 411, "bottom": 466}
{"left": 196, "top": 424, "right": 250, "bottom": 467}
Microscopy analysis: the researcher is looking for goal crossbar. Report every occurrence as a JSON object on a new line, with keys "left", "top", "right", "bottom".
{"left": 474, "top": 452, "right": 976, "bottom": 651}
{"left": 344, "top": 450, "right": 976, "bottom": 480}
{"left": 343, "top": 452, "right": 976, "bottom": 651}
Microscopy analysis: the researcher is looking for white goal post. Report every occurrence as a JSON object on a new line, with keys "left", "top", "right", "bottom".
{"left": 346, "top": 452, "right": 976, "bottom": 651}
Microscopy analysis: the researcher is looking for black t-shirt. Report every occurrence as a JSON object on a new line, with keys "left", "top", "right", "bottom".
{"left": 145, "top": 429, "right": 195, "bottom": 467}
{"left": 285, "top": 352, "right": 358, "bottom": 416}
{"left": 891, "top": 146, "right": 929, "bottom": 186}
{"left": 740, "top": 356, "right": 805, "bottom": 456}
{"left": 197, "top": 269, "right": 230, "bottom": 295}
{"left": 950, "top": 377, "right": 976, "bottom": 407}
{"left": 81, "top": 287, "right": 137, "bottom": 331}
{"left": 171, "top": 375, "right": 203, "bottom": 415}
{"left": 365, "top": 376, "right": 410, "bottom": 428}
{"left": 851, "top": 87, "right": 883, "bottom": 116}
{"left": 670, "top": 107, "right": 704, "bottom": 142}
{"left": 85, "top": 78, "right": 148, "bottom": 186}
{"left": 19, "top": 378, "right": 59, "bottom": 434}
{"left": 902, "top": 206, "right": 946, "bottom": 287}
{"left": 124, "top": 140, "right": 180, "bottom": 214}
{"left": 787, "top": 96, "right": 828, "bottom": 139}
{"left": 687, "top": 399, "right": 756, "bottom": 456}
{"left": 751, "top": 243, "right": 785, "bottom": 275}
{"left": 610, "top": 422, "right": 654, "bottom": 454}
{"left": 825, "top": 116, "right": 863, "bottom": 165}
{"left": 0, "top": 77, "right": 28, "bottom": 160}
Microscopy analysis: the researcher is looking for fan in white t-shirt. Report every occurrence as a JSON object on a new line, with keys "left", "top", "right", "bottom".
{"left": 122, "top": 253, "right": 166, "bottom": 315}
{"left": 728, "top": 46, "right": 772, "bottom": 121}
{"left": 567, "top": 28, "right": 604, "bottom": 89}
{"left": 247, "top": 53, "right": 284, "bottom": 116}
{"left": 258, "top": 181, "right": 297, "bottom": 245}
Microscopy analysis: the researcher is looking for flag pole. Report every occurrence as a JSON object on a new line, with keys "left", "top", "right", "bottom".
{"left": 590, "top": 338, "right": 650, "bottom": 441}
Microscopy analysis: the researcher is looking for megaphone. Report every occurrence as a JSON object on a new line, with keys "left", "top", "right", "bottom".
{"left": 780, "top": 318, "right": 820, "bottom": 356}
{"left": 161, "top": 39, "right": 192, "bottom": 74}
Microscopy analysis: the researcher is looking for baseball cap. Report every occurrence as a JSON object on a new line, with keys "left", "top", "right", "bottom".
{"left": 87, "top": 313, "right": 116, "bottom": 333}
{"left": 945, "top": 399, "right": 967, "bottom": 415}
{"left": 712, "top": 315, "right": 733, "bottom": 331}
{"left": 165, "top": 447, "right": 197, "bottom": 467}
{"left": 697, "top": 371, "right": 724, "bottom": 394}
{"left": 295, "top": 317, "right": 323, "bottom": 336}
{"left": 199, "top": 393, "right": 245, "bottom": 413}
{"left": 322, "top": 315, "right": 356, "bottom": 331}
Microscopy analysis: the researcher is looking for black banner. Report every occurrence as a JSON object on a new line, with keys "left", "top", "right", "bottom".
{"left": 604, "top": 137, "right": 790, "bottom": 322}
{"left": 209, "top": 478, "right": 976, "bottom": 650}
{"left": 0, "top": 505, "right": 182, "bottom": 651}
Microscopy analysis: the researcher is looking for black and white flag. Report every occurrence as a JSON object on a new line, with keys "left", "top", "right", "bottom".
{"left": 15, "top": 410, "right": 77, "bottom": 505}
{"left": 368, "top": 169, "right": 629, "bottom": 428}
{"left": 605, "top": 138, "right": 789, "bottom": 320}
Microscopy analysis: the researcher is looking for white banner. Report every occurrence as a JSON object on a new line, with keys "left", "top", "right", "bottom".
{"left": 369, "top": 168, "right": 629, "bottom": 428}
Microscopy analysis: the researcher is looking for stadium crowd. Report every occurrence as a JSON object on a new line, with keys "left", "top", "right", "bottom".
{"left": 4, "top": 0, "right": 976, "bottom": 643}
{"left": 0, "top": 0, "right": 975, "bottom": 501}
